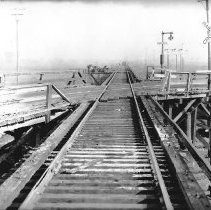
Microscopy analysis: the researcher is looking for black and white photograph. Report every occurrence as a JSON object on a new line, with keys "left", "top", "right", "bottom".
{"left": 0, "top": 0, "right": 211, "bottom": 209}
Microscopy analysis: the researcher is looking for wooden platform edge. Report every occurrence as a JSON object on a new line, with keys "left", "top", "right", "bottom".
{"left": 0, "top": 102, "right": 90, "bottom": 210}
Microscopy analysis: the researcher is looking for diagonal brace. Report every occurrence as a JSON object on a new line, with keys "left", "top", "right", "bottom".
{"left": 200, "top": 103, "right": 210, "bottom": 116}
{"left": 176, "top": 99, "right": 202, "bottom": 125}
{"left": 173, "top": 99, "right": 196, "bottom": 123}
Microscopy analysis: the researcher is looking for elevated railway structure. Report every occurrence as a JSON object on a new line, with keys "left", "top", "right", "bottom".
{"left": 139, "top": 66, "right": 211, "bottom": 168}
{"left": 0, "top": 67, "right": 211, "bottom": 209}
{"left": 0, "top": 69, "right": 111, "bottom": 134}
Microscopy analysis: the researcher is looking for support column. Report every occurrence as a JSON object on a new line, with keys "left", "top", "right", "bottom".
{"left": 191, "top": 108, "right": 197, "bottom": 145}
{"left": 166, "top": 72, "right": 171, "bottom": 92}
{"left": 34, "top": 126, "right": 41, "bottom": 146}
{"left": 187, "top": 112, "right": 192, "bottom": 142}
{"left": 45, "top": 84, "right": 52, "bottom": 123}
{"left": 169, "top": 103, "right": 173, "bottom": 119}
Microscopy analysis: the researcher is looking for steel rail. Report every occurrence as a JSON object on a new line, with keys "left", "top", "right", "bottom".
{"left": 19, "top": 71, "right": 117, "bottom": 210}
{"left": 126, "top": 71, "right": 174, "bottom": 210}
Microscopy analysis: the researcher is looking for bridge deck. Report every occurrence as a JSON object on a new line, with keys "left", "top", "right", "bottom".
{"left": 0, "top": 69, "right": 211, "bottom": 210}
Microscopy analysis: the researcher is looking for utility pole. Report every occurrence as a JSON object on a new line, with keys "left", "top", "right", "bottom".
{"left": 12, "top": 10, "right": 24, "bottom": 85}
{"left": 207, "top": 0, "right": 211, "bottom": 164}
{"left": 178, "top": 48, "right": 185, "bottom": 72}
{"left": 199, "top": 0, "right": 211, "bottom": 70}
{"left": 206, "top": 0, "right": 211, "bottom": 70}
{"left": 161, "top": 32, "right": 164, "bottom": 69}
{"left": 164, "top": 49, "right": 170, "bottom": 68}
{"left": 171, "top": 49, "right": 177, "bottom": 71}
{"left": 159, "top": 31, "right": 174, "bottom": 69}
{"left": 199, "top": 0, "right": 211, "bottom": 163}
{"left": 167, "top": 48, "right": 177, "bottom": 71}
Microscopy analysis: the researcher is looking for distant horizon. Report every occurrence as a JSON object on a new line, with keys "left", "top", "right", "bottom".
{"left": 1, "top": 60, "right": 209, "bottom": 74}
{"left": 0, "top": 0, "right": 210, "bottom": 73}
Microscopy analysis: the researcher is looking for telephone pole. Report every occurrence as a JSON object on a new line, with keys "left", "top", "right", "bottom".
{"left": 12, "top": 10, "right": 24, "bottom": 85}
{"left": 206, "top": 0, "right": 211, "bottom": 70}
{"left": 199, "top": 0, "right": 211, "bottom": 163}
{"left": 159, "top": 31, "right": 174, "bottom": 69}
{"left": 200, "top": 0, "right": 211, "bottom": 70}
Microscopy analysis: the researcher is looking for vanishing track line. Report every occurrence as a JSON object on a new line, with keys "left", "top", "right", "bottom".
{"left": 9, "top": 70, "right": 189, "bottom": 210}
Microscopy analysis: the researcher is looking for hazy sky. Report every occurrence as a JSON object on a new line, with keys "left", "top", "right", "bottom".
{"left": 0, "top": 0, "right": 209, "bottom": 71}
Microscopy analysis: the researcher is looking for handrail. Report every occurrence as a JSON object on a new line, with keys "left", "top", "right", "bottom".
{"left": 0, "top": 69, "right": 88, "bottom": 86}
{"left": 0, "top": 83, "right": 71, "bottom": 124}
{"left": 3, "top": 69, "right": 86, "bottom": 76}
{"left": 162, "top": 71, "right": 211, "bottom": 93}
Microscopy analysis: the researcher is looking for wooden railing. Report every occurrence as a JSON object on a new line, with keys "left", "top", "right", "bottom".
{"left": 146, "top": 66, "right": 175, "bottom": 80}
{"left": 0, "top": 83, "right": 71, "bottom": 126}
{"left": 162, "top": 72, "right": 211, "bottom": 93}
{"left": 0, "top": 69, "right": 87, "bottom": 86}
{"left": 45, "top": 84, "right": 71, "bottom": 123}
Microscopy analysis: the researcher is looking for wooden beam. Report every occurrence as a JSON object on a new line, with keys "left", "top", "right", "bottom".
{"left": 151, "top": 96, "right": 211, "bottom": 180}
{"left": 0, "top": 102, "right": 90, "bottom": 210}
{"left": 200, "top": 103, "right": 210, "bottom": 116}
{"left": 141, "top": 96, "right": 211, "bottom": 210}
{"left": 176, "top": 99, "right": 201, "bottom": 125}
{"left": 4, "top": 69, "right": 85, "bottom": 77}
{"left": 52, "top": 85, "right": 71, "bottom": 104}
{"left": 173, "top": 99, "right": 196, "bottom": 123}
{"left": 90, "top": 73, "right": 100, "bottom": 85}
{"left": 0, "top": 104, "right": 71, "bottom": 130}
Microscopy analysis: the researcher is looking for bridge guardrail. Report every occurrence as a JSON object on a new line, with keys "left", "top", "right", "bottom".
{"left": 162, "top": 72, "right": 211, "bottom": 93}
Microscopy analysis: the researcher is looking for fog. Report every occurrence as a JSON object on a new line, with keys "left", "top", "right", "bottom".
{"left": 0, "top": 0, "right": 209, "bottom": 72}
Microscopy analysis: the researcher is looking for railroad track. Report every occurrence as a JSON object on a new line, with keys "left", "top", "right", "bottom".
{"left": 5, "top": 70, "right": 193, "bottom": 209}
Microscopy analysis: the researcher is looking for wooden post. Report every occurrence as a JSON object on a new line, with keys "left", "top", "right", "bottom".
{"left": 169, "top": 103, "right": 173, "bottom": 119}
{"left": 187, "top": 112, "right": 192, "bottom": 142}
{"left": 45, "top": 84, "right": 52, "bottom": 123}
{"left": 166, "top": 72, "right": 171, "bottom": 92}
{"left": 186, "top": 73, "right": 191, "bottom": 93}
{"left": 191, "top": 108, "right": 197, "bottom": 145}
{"left": 39, "top": 73, "right": 44, "bottom": 81}
{"left": 34, "top": 126, "right": 41, "bottom": 146}
{"left": 146, "top": 66, "right": 149, "bottom": 80}
{"left": 208, "top": 73, "right": 211, "bottom": 90}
